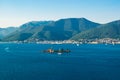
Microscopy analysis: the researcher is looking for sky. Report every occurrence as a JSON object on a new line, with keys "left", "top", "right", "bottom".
{"left": 0, "top": 0, "right": 120, "bottom": 28}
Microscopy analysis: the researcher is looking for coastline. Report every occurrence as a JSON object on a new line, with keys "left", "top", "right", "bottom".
{"left": 1, "top": 38, "right": 120, "bottom": 45}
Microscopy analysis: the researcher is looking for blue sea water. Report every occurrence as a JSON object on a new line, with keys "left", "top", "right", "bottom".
{"left": 0, "top": 43, "right": 120, "bottom": 80}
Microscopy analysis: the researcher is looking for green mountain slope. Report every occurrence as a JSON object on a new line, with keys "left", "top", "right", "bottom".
{"left": 3, "top": 21, "right": 52, "bottom": 41}
{"left": 2, "top": 18, "right": 100, "bottom": 41}
{"left": 71, "top": 20, "right": 120, "bottom": 40}
{"left": 32, "top": 18, "right": 99, "bottom": 40}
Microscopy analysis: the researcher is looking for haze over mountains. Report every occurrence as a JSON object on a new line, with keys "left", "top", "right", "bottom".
{"left": 1, "top": 18, "right": 120, "bottom": 41}
{"left": 0, "top": 27, "right": 18, "bottom": 39}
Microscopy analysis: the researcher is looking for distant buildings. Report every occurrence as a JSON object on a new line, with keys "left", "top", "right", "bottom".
{"left": 1, "top": 38, "right": 120, "bottom": 44}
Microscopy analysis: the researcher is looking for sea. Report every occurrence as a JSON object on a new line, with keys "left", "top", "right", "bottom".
{"left": 0, "top": 43, "right": 120, "bottom": 80}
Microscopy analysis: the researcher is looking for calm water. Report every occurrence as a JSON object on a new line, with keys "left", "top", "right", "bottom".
{"left": 0, "top": 43, "right": 120, "bottom": 80}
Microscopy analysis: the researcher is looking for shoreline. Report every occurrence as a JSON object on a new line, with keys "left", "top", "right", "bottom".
{"left": 1, "top": 40, "right": 120, "bottom": 45}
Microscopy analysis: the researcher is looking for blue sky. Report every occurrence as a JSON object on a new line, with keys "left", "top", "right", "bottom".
{"left": 0, "top": 0, "right": 120, "bottom": 28}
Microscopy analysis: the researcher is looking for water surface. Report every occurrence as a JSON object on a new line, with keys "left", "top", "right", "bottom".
{"left": 0, "top": 43, "right": 120, "bottom": 80}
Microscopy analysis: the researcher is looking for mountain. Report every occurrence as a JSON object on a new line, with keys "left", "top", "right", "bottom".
{"left": 0, "top": 27, "right": 18, "bottom": 39}
{"left": 3, "top": 21, "right": 53, "bottom": 41}
{"left": 31, "top": 18, "right": 100, "bottom": 40}
{"left": 71, "top": 20, "right": 120, "bottom": 40}
{"left": 3, "top": 18, "right": 100, "bottom": 41}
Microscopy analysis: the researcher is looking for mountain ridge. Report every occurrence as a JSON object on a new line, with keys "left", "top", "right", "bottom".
{"left": 70, "top": 20, "right": 120, "bottom": 40}
{"left": 0, "top": 27, "right": 18, "bottom": 39}
{"left": 2, "top": 18, "right": 100, "bottom": 41}
{"left": 1, "top": 18, "right": 120, "bottom": 42}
